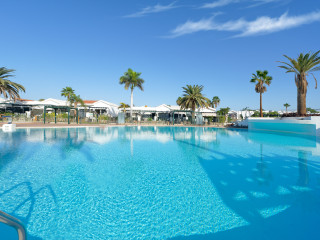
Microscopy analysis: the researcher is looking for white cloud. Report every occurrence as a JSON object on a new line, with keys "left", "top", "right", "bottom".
{"left": 124, "top": 2, "right": 177, "bottom": 18}
{"left": 201, "top": 0, "right": 240, "bottom": 9}
{"left": 201, "top": 0, "right": 282, "bottom": 9}
{"left": 169, "top": 11, "right": 320, "bottom": 38}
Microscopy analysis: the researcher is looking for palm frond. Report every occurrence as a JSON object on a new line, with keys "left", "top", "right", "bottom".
{"left": 0, "top": 67, "right": 25, "bottom": 100}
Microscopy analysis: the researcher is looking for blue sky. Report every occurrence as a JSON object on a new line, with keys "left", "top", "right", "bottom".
{"left": 1, "top": 0, "right": 320, "bottom": 110}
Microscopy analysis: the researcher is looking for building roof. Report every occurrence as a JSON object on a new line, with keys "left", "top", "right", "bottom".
{"left": 17, "top": 99, "right": 34, "bottom": 102}
{"left": 92, "top": 100, "right": 118, "bottom": 108}
{"left": 83, "top": 100, "right": 97, "bottom": 104}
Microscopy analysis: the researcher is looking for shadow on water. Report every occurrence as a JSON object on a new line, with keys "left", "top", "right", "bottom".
{"left": 0, "top": 128, "right": 105, "bottom": 239}
{"left": 169, "top": 132, "right": 320, "bottom": 240}
{"left": 0, "top": 181, "right": 57, "bottom": 240}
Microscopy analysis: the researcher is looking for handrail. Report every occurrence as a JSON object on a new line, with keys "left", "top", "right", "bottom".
{"left": 0, "top": 210, "right": 26, "bottom": 240}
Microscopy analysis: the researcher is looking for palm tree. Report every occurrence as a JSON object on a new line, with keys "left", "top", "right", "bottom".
{"left": 119, "top": 68, "right": 144, "bottom": 118}
{"left": 69, "top": 94, "right": 85, "bottom": 120}
{"left": 211, "top": 96, "right": 220, "bottom": 108}
{"left": 283, "top": 103, "right": 290, "bottom": 113}
{"left": 118, "top": 102, "right": 130, "bottom": 112}
{"left": 176, "top": 97, "right": 182, "bottom": 106}
{"left": 61, "top": 87, "right": 75, "bottom": 104}
{"left": 250, "top": 70, "right": 272, "bottom": 117}
{"left": 278, "top": 51, "right": 320, "bottom": 116}
{"left": 179, "top": 85, "right": 210, "bottom": 124}
{"left": 70, "top": 94, "right": 85, "bottom": 108}
{"left": 0, "top": 67, "right": 25, "bottom": 100}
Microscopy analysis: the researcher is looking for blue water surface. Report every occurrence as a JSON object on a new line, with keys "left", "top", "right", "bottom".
{"left": 0, "top": 126, "right": 319, "bottom": 240}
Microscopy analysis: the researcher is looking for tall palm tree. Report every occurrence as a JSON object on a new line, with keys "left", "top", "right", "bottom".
{"left": 118, "top": 102, "right": 130, "bottom": 112}
{"left": 0, "top": 67, "right": 25, "bottom": 100}
{"left": 250, "top": 70, "right": 272, "bottom": 117}
{"left": 179, "top": 85, "right": 210, "bottom": 124}
{"left": 119, "top": 68, "right": 144, "bottom": 118}
{"left": 211, "top": 96, "right": 220, "bottom": 108}
{"left": 283, "top": 103, "right": 290, "bottom": 113}
{"left": 278, "top": 51, "right": 320, "bottom": 116}
{"left": 61, "top": 87, "right": 75, "bottom": 104}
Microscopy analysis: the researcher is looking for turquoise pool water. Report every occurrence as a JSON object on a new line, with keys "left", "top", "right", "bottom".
{"left": 0, "top": 127, "right": 320, "bottom": 239}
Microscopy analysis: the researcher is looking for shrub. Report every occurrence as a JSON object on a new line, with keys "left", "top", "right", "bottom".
{"left": 60, "top": 113, "right": 69, "bottom": 119}
{"left": 206, "top": 116, "right": 213, "bottom": 122}
{"left": 252, "top": 111, "right": 260, "bottom": 117}
{"left": 307, "top": 107, "right": 318, "bottom": 113}
{"left": 98, "top": 115, "right": 109, "bottom": 121}
{"left": 218, "top": 116, "right": 226, "bottom": 123}
{"left": 268, "top": 111, "right": 279, "bottom": 117}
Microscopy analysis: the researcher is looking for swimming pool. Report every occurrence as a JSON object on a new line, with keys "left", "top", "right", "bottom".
{"left": 0, "top": 127, "right": 319, "bottom": 239}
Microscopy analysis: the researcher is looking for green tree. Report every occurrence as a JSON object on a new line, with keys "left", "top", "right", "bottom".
{"left": 69, "top": 94, "right": 85, "bottom": 108}
{"left": 211, "top": 96, "right": 220, "bottom": 108}
{"left": 306, "top": 107, "right": 318, "bottom": 113}
{"left": 250, "top": 70, "right": 272, "bottom": 117}
{"left": 179, "top": 85, "right": 210, "bottom": 124}
{"left": 283, "top": 103, "right": 290, "bottom": 113}
{"left": 118, "top": 102, "right": 130, "bottom": 112}
{"left": 61, "top": 87, "right": 75, "bottom": 103}
{"left": 217, "top": 107, "right": 230, "bottom": 116}
{"left": 278, "top": 51, "right": 320, "bottom": 116}
{"left": 119, "top": 68, "right": 145, "bottom": 118}
{"left": 217, "top": 107, "right": 230, "bottom": 123}
{"left": 0, "top": 67, "right": 25, "bottom": 100}
{"left": 252, "top": 111, "right": 260, "bottom": 117}
{"left": 268, "top": 111, "right": 280, "bottom": 117}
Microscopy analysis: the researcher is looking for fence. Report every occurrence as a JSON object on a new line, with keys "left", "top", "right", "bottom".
{"left": 1, "top": 112, "right": 236, "bottom": 127}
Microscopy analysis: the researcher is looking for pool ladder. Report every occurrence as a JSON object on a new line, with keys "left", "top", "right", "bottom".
{"left": 0, "top": 210, "right": 26, "bottom": 240}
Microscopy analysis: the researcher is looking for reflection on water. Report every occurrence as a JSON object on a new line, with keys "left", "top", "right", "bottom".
{"left": 1, "top": 127, "right": 318, "bottom": 154}
{"left": 255, "top": 144, "right": 273, "bottom": 186}
{"left": 0, "top": 126, "right": 220, "bottom": 145}
{"left": 0, "top": 127, "right": 320, "bottom": 240}
{"left": 297, "top": 151, "right": 309, "bottom": 186}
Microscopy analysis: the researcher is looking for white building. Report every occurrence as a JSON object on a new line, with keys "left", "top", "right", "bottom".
{"left": 125, "top": 104, "right": 216, "bottom": 122}
{"left": 2, "top": 98, "right": 120, "bottom": 118}
{"left": 86, "top": 100, "right": 120, "bottom": 117}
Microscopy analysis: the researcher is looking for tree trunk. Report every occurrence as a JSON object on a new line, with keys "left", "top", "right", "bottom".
{"left": 130, "top": 88, "right": 133, "bottom": 119}
{"left": 286, "top": 106, "right": 288, "bottom": 113}
{"left": 297, "top": 73, "right": 307, "bottom": 116}
{"left": 260, "top": 92, "right": 263, "bottom": 117}
{"left": 297, "top": 90, "right": 307, "bottom": 116}
{"left": 74, "top": 102, "right": 78, "bottom": 116}
{"left": 192, "top": 103, "right": 195, "bottom": 124}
